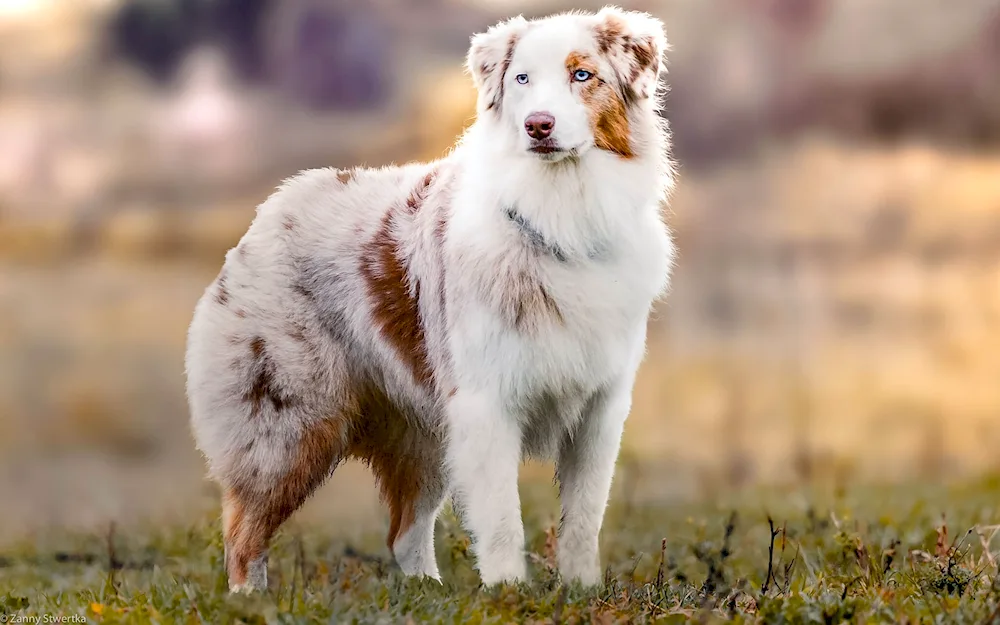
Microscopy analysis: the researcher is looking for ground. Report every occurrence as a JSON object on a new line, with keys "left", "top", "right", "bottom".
{"left": 3, "top": 475, "right": 1000, "bottom": 624}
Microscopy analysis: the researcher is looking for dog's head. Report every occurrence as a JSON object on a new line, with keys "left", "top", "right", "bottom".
{"left": 467, "top": 6, "right": 667, "bottom": 162}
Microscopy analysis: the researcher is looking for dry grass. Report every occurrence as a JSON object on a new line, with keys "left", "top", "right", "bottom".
{"left": 3, "top": 477, "right": 1000, "bottom": 623}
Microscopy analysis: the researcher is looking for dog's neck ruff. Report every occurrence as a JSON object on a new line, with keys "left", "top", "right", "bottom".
{"left": 504, "top": 205, "right": 612, "bottom": 264}
{"left": 504, "top": 205, "right": 569, "bottom": 263}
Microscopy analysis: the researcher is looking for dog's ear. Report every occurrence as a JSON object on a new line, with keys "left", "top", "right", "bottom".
{"left": 467, "top": 16, "right": 528, "bottom": 115}
{"left": 593, "top": 7, "right": 668, "bottom": 106}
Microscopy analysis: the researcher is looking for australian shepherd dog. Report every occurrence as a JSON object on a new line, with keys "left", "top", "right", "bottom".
{"left": 186, "top": 5, "right": 674, "bottom": 592}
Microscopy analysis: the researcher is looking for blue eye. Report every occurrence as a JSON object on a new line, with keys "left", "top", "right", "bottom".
{"left": 573, "top": 69, "right": 592, "bottom": 82}
{"left": 515, "top": 73, "right": 529, "bottom": 84}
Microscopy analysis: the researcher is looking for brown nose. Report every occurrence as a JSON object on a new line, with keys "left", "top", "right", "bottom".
{"left": 524, "top": 112, "right": 555, "bottom": 140}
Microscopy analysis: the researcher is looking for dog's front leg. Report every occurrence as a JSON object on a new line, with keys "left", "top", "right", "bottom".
{"left": 445, "top": 390, "right": 526, "bottom": 585}
{"left": 555, "top": 383, "right": 632, "bottom": 586}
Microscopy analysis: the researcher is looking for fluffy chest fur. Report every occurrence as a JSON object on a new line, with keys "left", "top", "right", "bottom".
{"left": 439, "top": 137, "right": 673, "bottom": 447}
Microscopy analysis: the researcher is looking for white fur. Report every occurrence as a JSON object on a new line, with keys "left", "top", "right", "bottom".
{"left": 186, "top": 6, "right": 674, "bottom": 590}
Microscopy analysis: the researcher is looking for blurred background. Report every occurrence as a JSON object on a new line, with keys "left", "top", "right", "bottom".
{"left": 1, "top": 0, "right": 999, "bottom": 546}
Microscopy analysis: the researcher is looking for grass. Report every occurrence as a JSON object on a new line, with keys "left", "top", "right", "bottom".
{"left": 3, "top": 476, "right": 1000, "bottom": 624}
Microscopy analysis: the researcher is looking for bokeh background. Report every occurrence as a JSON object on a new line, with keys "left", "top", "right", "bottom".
{"left": 2, "top": 0, "right": 999, "bottom": 546}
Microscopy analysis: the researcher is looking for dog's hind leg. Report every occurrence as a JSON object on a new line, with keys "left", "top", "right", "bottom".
{"left": 347, "top": 393, "right": 447, "bottom": 580}
{"left": 387, "top": 477, "right": 447, "bottom": 580}
{"left": 222, "top": 418, "right": 343, "bottom": 592}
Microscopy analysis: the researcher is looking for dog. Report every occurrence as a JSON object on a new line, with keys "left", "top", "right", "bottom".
{"left": 186, "top": 5, "right": 674, "bottom": 592}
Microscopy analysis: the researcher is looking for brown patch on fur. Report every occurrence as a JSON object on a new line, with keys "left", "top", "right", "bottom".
{"left": 222, "top": 488, "right": 245, "bottom": 542}
{"left": 250, "top": 336, "right": 265, "bottom": 358}
{"left": 629, "top": 36, "right": 656, "bottom": 81}
{"left": 291, "top": 281, "right": 313, "bottom": 301}
{"left": 512, "top": 278, "right": 564, "bottom": 329}
{"left": 223, "top": 417, "right": 343, "bottom": 588}
{"left": 486, "top": 33, "right": 520, "bottom": 113}
{"left": 244, "top": 336, "right": 298, "bottom": 415}
{"left": 215, "top": 272, "right": 230, "bottom": 306}
{"left": 595, "top": 12, "right": 627, "bottom": 53}
{"left": 566, "top": 51, "right": 633, "bottom": 158}
{"left": 433, "top": 211, "right": 448, "bottom": 243}
{"left": 476, "top": 263, "right": 563, "bottom": 332}
{"left": 287, "top": 323, "right": 307, "bottom": 342}
{"left": 404, "top": 170, "right": 437, "bottom": 213}
{"left": 593, "top": 13, "right": 659, "bottom": 108}
{"left": 592, "top": 88, "right": 633, "bottom": 157}
{"left": 565, "top": 51, "right": 596, "bottom": 75}
{"left": 221, "top": 488, "right": 247, "bottom": 585}
{"left": 235, "top": 308, "right": 247, "bottom": 319}
{"left": 359, "top": 213, "right": 434, "bottom": 389}
{"left": 337, "top": 169, "right": 354, "bottom": 184}
{"left": 537, "top": 285, "right": 563, "bottom": 325}
{"left": 282, "top": 214, "right": 297, "bottom": 231}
